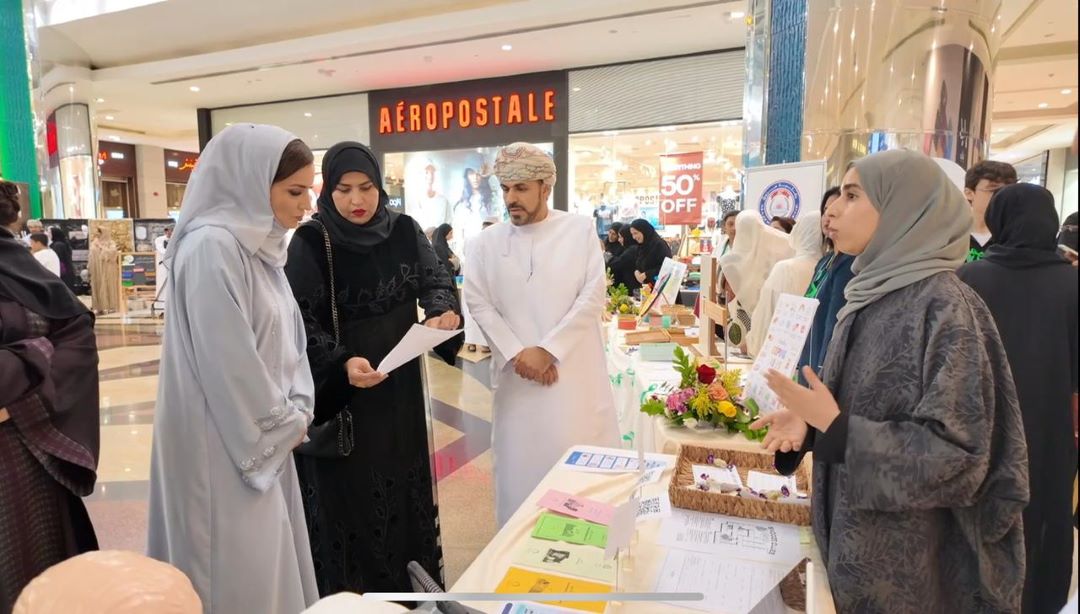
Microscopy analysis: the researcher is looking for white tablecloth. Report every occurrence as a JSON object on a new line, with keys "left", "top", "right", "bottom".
{"left": 604, "top": 321, "right": 759, "bottom": 455}
{"left": 450, "top": 445, "right": 835, "bottom": 614}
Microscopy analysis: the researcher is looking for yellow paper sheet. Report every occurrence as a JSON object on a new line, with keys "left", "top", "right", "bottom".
{"left": 495, "top": 566, "right": 612, "bottom": 613}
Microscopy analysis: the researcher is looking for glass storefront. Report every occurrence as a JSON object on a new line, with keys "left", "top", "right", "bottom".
{"left": 569, "top": 121, "right": 743, "bottom": 238}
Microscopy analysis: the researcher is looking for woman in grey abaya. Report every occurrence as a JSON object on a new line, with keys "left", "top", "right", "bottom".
{"left": 147, "top": 124, "right": 319, "bottom": 613}
{"left": 754, "top": 150, "right": 1029, "bottom": 613}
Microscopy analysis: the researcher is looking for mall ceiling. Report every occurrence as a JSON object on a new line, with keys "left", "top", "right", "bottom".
{"left": 33, "top": 0, "right": 1078, "bottom": 160}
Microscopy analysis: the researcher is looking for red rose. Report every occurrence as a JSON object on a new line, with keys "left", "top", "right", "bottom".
{"left": 696, "top": 364, "right": 717, "bottom": 385}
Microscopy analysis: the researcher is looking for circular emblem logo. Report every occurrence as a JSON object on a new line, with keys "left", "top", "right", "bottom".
{"left": 758, "top": 180, "right": 801, "bottom": 224}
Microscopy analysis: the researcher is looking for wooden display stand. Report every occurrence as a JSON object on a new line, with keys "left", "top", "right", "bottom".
{"left": 697, "top": 254, "right": 729, "bottom": 360}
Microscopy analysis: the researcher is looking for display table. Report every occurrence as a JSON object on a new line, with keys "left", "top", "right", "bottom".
{"left": 604, "top": 321, "right": 756, "bottom": 455}
{"left": 450, "top": 445, "right": 835, "bottom": 613}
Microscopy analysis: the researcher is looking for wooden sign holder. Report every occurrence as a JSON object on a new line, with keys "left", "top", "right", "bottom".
{"left": 697, "top": 254, "right": 731, "bottom": 363}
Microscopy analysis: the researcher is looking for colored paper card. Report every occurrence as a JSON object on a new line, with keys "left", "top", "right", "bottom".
{"left": 532, "top": 512, "right": 608, "bottom": 548}
{"left": 538, "top": 490, "right": 616, "bottom": 525}
{"left": 513, "top": 537, "right": 617, "bottom": 584}
{"left": 495, "top": 567, "right": 612, "bottom": 613}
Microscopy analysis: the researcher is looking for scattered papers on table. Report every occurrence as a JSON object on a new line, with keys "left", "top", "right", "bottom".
{"left": 693, "top": 464, "right": 743, "bottom": 491}
{"left": 655, "top": 549, "right": 795, "bottom": 614}
{"left": 532, "top": 512, "right": 608, "bottom": 548}
{"left": 658, "top": 510, "right": 803, "bottom": 566}
{"left": 375, "top": 324, "right": 463, "bottom": 374}
{"left": 538, "top": 490, "right": 615, "bottom": 525}
{"left": 495, "top": 567, "right": 612, "bottom": 613}
{"left": 742, "top": 294, "right": 819, "bottom": 414}
{"left": 513, "top": 538, "right": 617, "bottom": 584}
{"left": 636, "top": 492, "right": 673, "bottom": 522}
{"left": 563, "top": 449, "right": 669, "bottom": 473}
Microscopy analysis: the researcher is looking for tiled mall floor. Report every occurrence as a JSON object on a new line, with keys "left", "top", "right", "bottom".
{"left": 89, "top": 316, "right": 497, "bottom": 586}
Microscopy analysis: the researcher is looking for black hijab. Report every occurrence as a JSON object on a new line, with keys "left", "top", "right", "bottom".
{"left": 630, "top": 218, "right": 670, "bottom": 273}
{"left": 0, "top": 228, "right": 88, "bottom": 320}
{"left": 605, "top": 222, "right": 624, "bottom": 256}
{"left": 1059, "top": 211, "right": 1078, "bottom": 252}
{"left": 431, "top": 223, "right": 455, "bottom": 268}
{"left": 983, "top": 183, "right": 1067, "bottom": 269}
{"left": 315, "top": 141, "right": 399, "bottom": 251}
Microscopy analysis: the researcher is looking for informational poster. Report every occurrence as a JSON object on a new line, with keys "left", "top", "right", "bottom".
{"left": 742, "top": 294, "right": 819, "bottom": 415}
{"left": 744, "top": 160, "right": 827, "bottom": 225}
{"left": 658, "top": 152, "right": 704, "bottom": 226}
{"left": 120, "top": 253, "right": 157, "bottom": 287}
{"left": 132, "top": 219, "right": 174, "bottom": 253}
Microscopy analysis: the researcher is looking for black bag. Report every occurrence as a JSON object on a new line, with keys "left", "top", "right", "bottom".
{"left": 295, "top": 220, "right": 355, "bottom": 458}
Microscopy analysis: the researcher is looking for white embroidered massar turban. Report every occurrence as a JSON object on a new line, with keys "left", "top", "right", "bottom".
{"left": 494, "top": 142, "right": 557, "bottom": 186}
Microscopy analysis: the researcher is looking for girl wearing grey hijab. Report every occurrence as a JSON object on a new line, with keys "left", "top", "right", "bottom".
{"left": 754, "top": 150, "right": 1029, "bottom": 613}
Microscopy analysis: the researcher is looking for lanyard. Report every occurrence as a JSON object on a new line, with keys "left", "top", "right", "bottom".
{"left": 805, "top": 253, "right": 836, "bottom": 300}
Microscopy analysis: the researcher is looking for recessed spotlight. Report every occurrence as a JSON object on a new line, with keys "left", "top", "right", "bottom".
{"left": 1062, "top": 89, "right": 1073, "bottom": 95}
{"left": 729, "top": 11, "right": 746, "bottom": 19}
{"left": 501, "top": 44, "right": 513, "bottom": 51}
{"left": 108, "top": 136, "right": 120, "bottom": 141}
{"left": 189, "top": 85, "right": 201, "bottom": 92}
{"left": 572, "top": 87, "right": 581, "bottom": 92}
{"left": 304, "top": 112, "right": 312, "bottom": 117}
{"left": 96, "top": 97, "right": 105, "bottom": 103}
{"left": 68, "top": 85, "right": 74, "bottom": 93}
{"left": 1038, "top": 102, "right": 1049, "bottom": 108}
{"left": 104, "top": 115, "right": 114, "bottom": 121}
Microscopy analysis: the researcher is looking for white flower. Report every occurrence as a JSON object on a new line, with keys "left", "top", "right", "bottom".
{"left": 683, "top": 417, "right": 699, "bottom": 429}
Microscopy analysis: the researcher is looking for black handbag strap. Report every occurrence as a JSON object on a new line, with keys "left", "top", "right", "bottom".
{"left": 309, "top": 219, "right": 340, "bottom": 344}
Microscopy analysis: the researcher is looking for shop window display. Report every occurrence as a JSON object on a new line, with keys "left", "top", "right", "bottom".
{"left": 383, "top": 143, "right": 553, "bottom": 258}
{"left": 569, "top": 122, "right": 743, "bottom": 246}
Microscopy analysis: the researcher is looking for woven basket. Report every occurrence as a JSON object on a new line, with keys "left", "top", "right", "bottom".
{"left": 668, "top": 444, "right": 812, "bottom": 526}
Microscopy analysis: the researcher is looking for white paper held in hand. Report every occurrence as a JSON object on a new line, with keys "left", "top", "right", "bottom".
{"left": 742, "top": 294, "right": 819, "bottom": 415}
{"left": 375, "top": 324, "right": 463, "bottom": 374}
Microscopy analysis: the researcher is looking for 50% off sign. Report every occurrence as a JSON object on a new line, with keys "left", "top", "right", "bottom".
{"left": 658, "top": 152, "right": 704, "bottom": 226}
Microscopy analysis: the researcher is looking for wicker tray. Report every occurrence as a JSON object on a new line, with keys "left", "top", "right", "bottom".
{"left": 668, "top": 445, "right": 812, "bottom": 526}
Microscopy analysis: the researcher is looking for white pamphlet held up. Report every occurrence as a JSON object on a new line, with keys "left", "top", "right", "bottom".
{"left": 376, "top": 324, "right": 463, "bottom": 374}
{"left": 742, "top": 294, "right": 819, "bottom": 415}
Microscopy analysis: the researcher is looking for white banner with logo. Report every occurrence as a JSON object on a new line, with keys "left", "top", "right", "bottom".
{"left": 744, "top": 160, "right": 828, "bottom": 224}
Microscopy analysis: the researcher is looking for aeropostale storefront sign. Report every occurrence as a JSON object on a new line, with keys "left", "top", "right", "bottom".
{"left": 377, "top": 89, "right": 557, "bottom": 135}
{"left": 368, "top": 71, "right": 568, "bottom": 152}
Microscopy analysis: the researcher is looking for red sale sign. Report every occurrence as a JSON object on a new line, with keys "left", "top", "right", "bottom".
{"left": 658, "top": 152, "right": 704, "bottom": 226}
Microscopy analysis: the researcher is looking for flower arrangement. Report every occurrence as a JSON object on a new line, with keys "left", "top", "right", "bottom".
{"left": 606, "top": 283, "right": 638, "bottom": 316}
{"left": 640, "top": 347, "right": 766, "bottom": 441}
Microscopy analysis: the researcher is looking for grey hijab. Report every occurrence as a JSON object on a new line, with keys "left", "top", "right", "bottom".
{"left": 837, "top": 149, "right": 970, "bottom": 322}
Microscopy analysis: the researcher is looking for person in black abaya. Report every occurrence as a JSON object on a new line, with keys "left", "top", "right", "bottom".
{"left": 0, "top": 181, "right": 100, "bottom": 611}
{"left": 957, "top": 183, "right": 1078, "bottom": 614}
{"left": 629, "top": 219, "right": 672, "bottom": 286}
{"left": 285, "top": 141, "right": 462, "bottom": 596}
{"left": 607, "top": 224, "right": 640, "bottom": 291}
{"left": 49, "top": 227, "right": 78, "bottom": 291}
{"left": 604, "top": 222, "right": 624, "bottom": 259}
{"left": 430, "top": 223, "right": 460, "bottom": 279}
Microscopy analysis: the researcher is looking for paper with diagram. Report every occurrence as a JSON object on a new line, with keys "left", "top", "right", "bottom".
{"left": 658, "top": 510, "right": 802, "bottom": 566}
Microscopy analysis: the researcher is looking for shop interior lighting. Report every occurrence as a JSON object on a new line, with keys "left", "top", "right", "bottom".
{"left": 501, "top": 44, "right": 513, "bottom": 51}
{"left": 105, "top": 115, "right": 115, "bottom": 120}
{"left": 1062, "top": 89, "right": 1073, "bottom": 95}
{"left": 1038, "top": 102, "right": 1049, "bottom": 108}
{"left": 189, "top": 85, "right": 201, "bottom": 92}
{"left": 96, "top": 97, "right": 105, "bottom": 103}
{"left": 304, "top": 112, "right": 313, "bottom": 117}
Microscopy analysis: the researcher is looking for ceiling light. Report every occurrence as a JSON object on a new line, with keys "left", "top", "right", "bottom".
{"left": 108, "top": 136, "right": 120, "bottom": 141}
{"left": 1062, "top": 89, "right": 1073, "bottom": 95}
{"left": 104, "top": 115, "right": 114, "bottom": 121}
{"left": 1038, "top": 102, "right": 1049, "bottom": 109}
{"left": 729, "top": 11, "right": 746, "bottom": 19}
{"left": 304, "top": 112, "right": 312, "bottom": 117}
{"left": 189, "top": 85, "right": 201, "bottom": 92}
{"left": 501, "top": 44, "right": 513, "bottom": 51}
{"left": 96, "top": 97, "right": 105, "bottom": 103}
{"left": 572, "top": 87, "right": 581, "bottom": 92}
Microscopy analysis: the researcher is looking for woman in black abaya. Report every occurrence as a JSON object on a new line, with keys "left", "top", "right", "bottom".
{"left": 958, "top": 183, "right": 1078, "bottom": 614}
{"left": 629, "top": 219, "right": 672, "bottom": 286}
{"left": 285, "top": 141, "right": 462, "bottom": 596}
